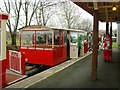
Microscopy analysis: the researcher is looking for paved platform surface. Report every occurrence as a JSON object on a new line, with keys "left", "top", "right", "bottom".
{"left": 6, "top": 70, "right": 27, "bottom": 85}
{"left": 5, "top": 52, "right": 92, "bottom": 89}
{"left": 27, "top": 49, "right": 119, "bottom": 88}
{"left": 5, "top": 49, "right": 119, "bottom": 89}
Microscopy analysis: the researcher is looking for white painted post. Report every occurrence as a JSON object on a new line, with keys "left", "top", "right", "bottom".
{"left": 117, "top": 22, "right": 120, "bottom": 46}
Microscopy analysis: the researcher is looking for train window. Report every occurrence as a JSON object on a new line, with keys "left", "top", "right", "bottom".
{"left": 64, "top": 31, "right": 67, "bottom": 45}
{"left": 21, "top": 31, "right": 35, "bottom": 46}
{"left": 54, "top": 31, "right": 64, "bottom": 46}
{"left": 48, "top": 33, "right": 52, "bottom": 45}
{"left": 36, "top": 31, "right": 52, "bottom": 47}
{"left": 70, "top": 32, "right": 77, "bottom": 45}
{"left": 54, "top": 31, "right": 63, "bottom": 46}
{"left": 59, "top": 31, "right": 63, "bottom": 45}
{"left": 36, "top": 31, "right": 46, "bottom": 45}
{"left": 54, "top": 31, "right": 59, "bottom": 45}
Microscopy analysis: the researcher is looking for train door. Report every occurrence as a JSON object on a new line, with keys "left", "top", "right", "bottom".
{"left": 64, "top": 31, "right": 70, "bottom": 59}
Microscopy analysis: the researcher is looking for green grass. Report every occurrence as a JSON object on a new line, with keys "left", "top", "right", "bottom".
{"left": 7, "top": 38, "right": 12, "bottom": 45}
{"left": 112, "top": 42, "right": 120, "bottom": 48}
{"left": 6, "top": 38, "right": 20, "bottom": 46}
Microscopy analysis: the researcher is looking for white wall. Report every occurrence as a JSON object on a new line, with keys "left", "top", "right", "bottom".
{"left": 117, "top": 24, "right": 120, "bottom": 46}
{"left": 0, "top": 20, "right": 6, "bottom": 61}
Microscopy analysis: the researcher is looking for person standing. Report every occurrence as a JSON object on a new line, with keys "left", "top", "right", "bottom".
{"left": 88, "top": 33, "right": 93, "bottom": 51}
{"left": 103, "top": 34, "right": 112, "bottom": 62}
{"left": 84, "top": 37, "right": 88, "bottom": 54}
{"left": 78, "top": 34, "right": 82, "bottom": 57}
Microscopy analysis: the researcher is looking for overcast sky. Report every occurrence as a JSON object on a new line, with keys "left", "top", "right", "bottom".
{"left": 79, "top": 7, "right": 117, "bottom": 30}
{"left": 0, "top": 0, "right": 118, "bottom": 31}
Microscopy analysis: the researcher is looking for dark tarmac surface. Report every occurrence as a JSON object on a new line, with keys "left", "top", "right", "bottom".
{"left": 26, "top": 48, "right": 119, "bottom": 88}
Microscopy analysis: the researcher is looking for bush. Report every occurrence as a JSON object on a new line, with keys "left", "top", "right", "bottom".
{"left": 6, "top": 45, "right": 19, "bottom": 51}
{"left": 112, "top": 39, "right": 116, "bottom": 42}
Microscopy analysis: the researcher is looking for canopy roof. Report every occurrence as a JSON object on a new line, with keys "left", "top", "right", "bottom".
{"left": 74, "top": 2, "right": 120, "bottom": 22}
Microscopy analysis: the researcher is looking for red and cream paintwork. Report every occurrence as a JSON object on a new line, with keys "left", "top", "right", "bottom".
{"left": 103, "top": 35, "right": 112, "bottom": 62}
{"left": 84, "top": 40, "right": 88, "bottom": 54}
{"left": 0, "top": 13, "right": 8, "bottom": 88}
{"left": 19, "top": 26, "right": 67, "bottom": 66}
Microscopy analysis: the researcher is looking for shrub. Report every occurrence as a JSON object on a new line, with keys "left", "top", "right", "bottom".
{"left": 6, "top": 45, "right": 19, "bottom": 51}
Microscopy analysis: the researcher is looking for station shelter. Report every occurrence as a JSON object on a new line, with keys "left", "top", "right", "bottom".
{"left": 1, "top": 1, "right": 120, "bottom": 88}
{"left": 73, "top": 1, "right": 120, "bottom": 80}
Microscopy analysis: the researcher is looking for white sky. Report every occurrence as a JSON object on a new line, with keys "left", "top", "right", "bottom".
{"left": 79, "top": 7, "right": 117, "bottom": 30}
{"left": 0, "top": 0, "right": 118, "bottom": 31}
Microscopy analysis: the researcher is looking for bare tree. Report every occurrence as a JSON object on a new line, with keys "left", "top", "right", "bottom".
{"left": 57, "top": 1, "right": 82, "bottom": 29}
{"left": 21, "top": 0, "right": 40, "bottom": 27}
{"left": 81, "top": 18, "right": 92, "bottom": 32}
{"left": 0, "top": 0, "right": 22, "bottom": 45}
{"left": 0, "top": 0, "right": 64, "bottom": 46}
{"left": 34, "top": 0, "right": 59, "bottom": 26}
{"left": 0, "top": 0, "right": 41, "bottom": 45}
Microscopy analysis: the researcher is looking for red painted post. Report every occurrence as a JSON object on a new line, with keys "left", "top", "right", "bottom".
{"left": 35, "top": 31, "right": 36, "bottom": 49}
{"left": 21, "top": 52, "right": 26, "bottom": 75}
{"left": 6, "top": 51, "right": 10, "bottom": 69}
{"left": 84, "top": 40, "right": 88, "bottom": 54}
{"left": 0, "top": 60, "right": 6, "bottom": 88}
{"left": 62, "top": 31, "right": 64, "bottom": 46}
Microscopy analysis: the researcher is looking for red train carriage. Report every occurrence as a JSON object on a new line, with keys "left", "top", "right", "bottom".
{"left": 19, "top": 26, "right": 67, "bottom": 66}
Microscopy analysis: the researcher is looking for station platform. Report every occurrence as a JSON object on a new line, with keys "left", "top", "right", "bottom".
{"left": 5, "top": 48, "right": 119, "bottom": 89}
{"left": 6, "top": 69, "right": 27, "bottom": 86}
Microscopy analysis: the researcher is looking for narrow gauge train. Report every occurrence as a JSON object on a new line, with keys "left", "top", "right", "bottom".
{"left": 19, "top": 25, "right": 86, "bottom": 67}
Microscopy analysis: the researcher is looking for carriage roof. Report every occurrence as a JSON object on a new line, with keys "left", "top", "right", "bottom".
{"left": 51, "top": 27, "right": 86, "bottom": 33}
{"left": 19, "top": 25, "right": 52, "bottom": 31}
{"left": 19, "top": 25, "right": 86, "bottom": 33}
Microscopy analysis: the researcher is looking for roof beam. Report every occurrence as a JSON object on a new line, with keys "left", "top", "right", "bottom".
{"left": 88, "top": 5, "right": 119, "bottom": 9}
{"left": 93, "top": 1, "right": 98, "bottom": 10}
{"left": 106, "top": 8, "right": 109, "bottom": 22}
